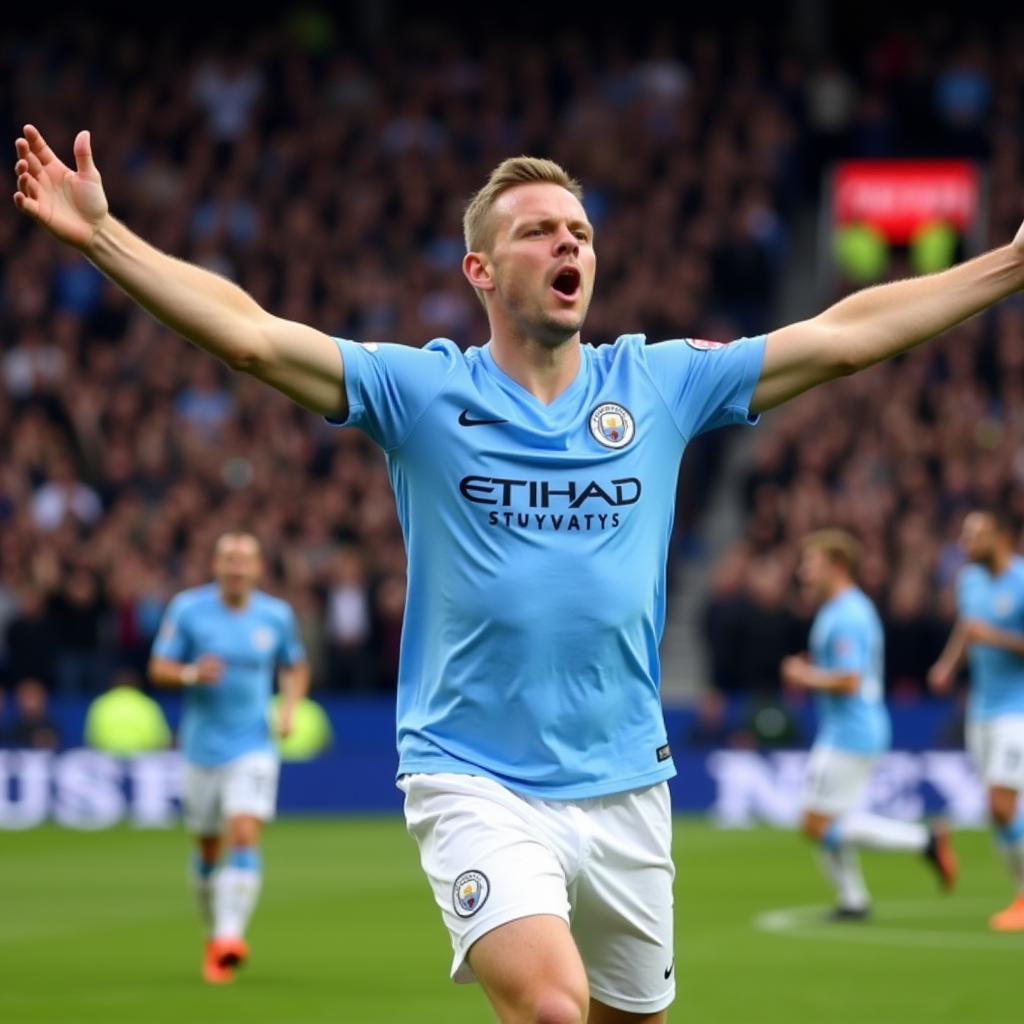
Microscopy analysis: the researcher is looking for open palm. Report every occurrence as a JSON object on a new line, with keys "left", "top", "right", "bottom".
{"left": 13, "top": 125, "right": 108, "bottom": 249}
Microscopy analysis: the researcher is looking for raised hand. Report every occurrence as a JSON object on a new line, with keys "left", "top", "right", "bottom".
{"left": 13, "top": 125, "right": 109, "bottom": 249}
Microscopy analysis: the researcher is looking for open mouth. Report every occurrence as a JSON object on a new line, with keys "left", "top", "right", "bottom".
{"left": 551, "top": 266, "right": 581, "bottom": 298}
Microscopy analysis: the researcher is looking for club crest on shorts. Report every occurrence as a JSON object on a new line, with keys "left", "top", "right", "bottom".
{"left": 589, "top": 402, "right": 635, "bottom": 449}
{"left": 453, "top": 870, "right": 490, "bottom": 918}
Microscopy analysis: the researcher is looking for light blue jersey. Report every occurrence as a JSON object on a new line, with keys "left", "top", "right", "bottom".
{"left": 152, "top": 584, "right": 306, "bottom": 766}
{"left": 957, "top": 556, "right": 1024, "bottom": 721}
{"left": 809, "top": 586, "right": 890, "bottom": 756}
{"left": 332, "top": 333, "right": 766, "bottom": 798}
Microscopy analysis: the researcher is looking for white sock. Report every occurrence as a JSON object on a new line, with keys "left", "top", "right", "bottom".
{"left": 818, "top": 844, "right": 869, "bottom": 910}
{"left": 190, "top": 856, "right": 217, "bottom": 935}
{"left": 213, "top": 848, "right": 263, "bottom": 940}
{"left": 996, "top": 818, "right": 1024, "bottom": 894}
{"left": 834, "top": 813, "right": 929, "bottom": 853}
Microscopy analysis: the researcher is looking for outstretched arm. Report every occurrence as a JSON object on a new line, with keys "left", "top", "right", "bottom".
{"left": 13, "top": 125, "right": 346, "bottom": 418}
{"left": 780, "top": 654, "right": 859, "bottom": 695}
{"left": 751, "top": 224, "right": 1024, "bottom": 412}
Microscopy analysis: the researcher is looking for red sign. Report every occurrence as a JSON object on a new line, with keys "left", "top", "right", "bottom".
{"left": 833, "top": 161, "right": 980, "bottom": 243}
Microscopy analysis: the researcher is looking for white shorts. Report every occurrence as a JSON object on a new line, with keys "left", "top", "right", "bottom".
{"left": 967, "top": 716, "right": 1024, "bottom": 791}
{"left": 801, "top": 746, "right": 876, "bottom": 817}
{"left": 399, "top": 772, "right": 675, "bottom": 1016}
{"left": 183, "top": 751, "right": 279, "bottom": 835}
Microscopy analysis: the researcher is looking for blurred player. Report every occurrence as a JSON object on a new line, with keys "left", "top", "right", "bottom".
{"left": 782, "top": 531, "right": 956, "bottom": 920}
{"left": 14, "top": 125, "right": 1024, "bottom": 1023}
{"left": 930, "top": 509, "right": 1024, "bottom": 931}
{"left": 149, "top": 532, "right": 309, "bottom": 983}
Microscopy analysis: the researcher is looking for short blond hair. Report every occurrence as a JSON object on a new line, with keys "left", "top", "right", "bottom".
{"left": 463, "top": 156, "right": 583, "bottom": 254}
{"left": 802, "top": 529, "right": 860, "bottom": 575}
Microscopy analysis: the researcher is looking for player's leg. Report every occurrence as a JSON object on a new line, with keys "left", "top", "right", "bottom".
{"left": 210, "top": 752, "right": 279, "bottom": 963}
{"left": 467, "top": 916, "right": 589, "bottom": 1024}
{"left": 801, "top": 748, "right": 871, "bottom": 915}
{"left": 193, "top": 834, "right": 222, "bottom": 935}
{"left": 982, "top": 716, "right": 1024, "bottom": 929}
{"left": 571, "top": 783, "right": 675, "bottom": 1020}
{"left": 588, "top": 1003, "right": 666, "bottom": 1024}
{"left": 400, "top": 772, "right": 587, "bottom": 1024}
{"left": 183, "top": 761, "right": 235, "bottom": 983}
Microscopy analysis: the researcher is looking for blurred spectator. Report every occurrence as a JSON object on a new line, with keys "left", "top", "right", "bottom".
{"left": 6, "top": 678, "right": 60, "bottom": 751}
{"left": 325, "top": 547, "right": 373, "bottom": 690}
{"left": 5, "top": 587, "right": 55, "bottom": 690}
{"left": 683, "top": 688, "right": 734, "bottom": 749}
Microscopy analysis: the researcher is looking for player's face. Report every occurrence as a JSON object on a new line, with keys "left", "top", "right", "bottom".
{"left": 213, "top": 536, "right": 262, "bottom": 600}
{"left": 484, "top": 183, "right": 596, "bottom": 347}
{"left": 961, "top": 512, "right": 998, "bottom": 564}
{"left": 797, "top": 546, "right": 830, "bottom": 604}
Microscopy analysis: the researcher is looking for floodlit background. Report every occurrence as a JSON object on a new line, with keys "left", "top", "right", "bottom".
{"left": 1, "top": 3, "right": 1023, "bottom": 1021}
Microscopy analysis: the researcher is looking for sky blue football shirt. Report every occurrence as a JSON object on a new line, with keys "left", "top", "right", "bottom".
{"left": 152, "top": 584, "right": 306, "bottom": 765}
{"left": 333, "top": 333, "right": 765, "bottom": 798}
{"left": 958, "top": 556, "right": 1024, "bottom": 721}
{"left": 808, "top": 586, "right": 890, "bottom": 756}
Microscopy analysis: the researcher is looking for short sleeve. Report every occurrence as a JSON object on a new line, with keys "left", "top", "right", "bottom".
{"left": 826, "top": 625, "right": 868, "bottom": 674}
{"left": 151, "top": 597, "right": 192, "bottom": 662}
{"left": 278, "top": 606, "right": 307, "bottom": 667}
{"left": 327, "top": 338, "right": 458, "bottom": 451}
{"left": 643, "top": 336, "right": 767, "bottom": 440}
{"left": 956, "top": 570, "right": 974, "bottom": 618}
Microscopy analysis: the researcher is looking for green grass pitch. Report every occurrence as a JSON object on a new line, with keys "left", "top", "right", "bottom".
{"left": 3, "top": 819, "right": 1022, "bottom": 1023}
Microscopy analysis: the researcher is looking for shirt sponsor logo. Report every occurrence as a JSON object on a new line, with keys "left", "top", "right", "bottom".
{"left": 589, "top": 402, "right": 635, "bottom": 449}
{"left": 459, "top": 475, "right": 642, "bottom": 532}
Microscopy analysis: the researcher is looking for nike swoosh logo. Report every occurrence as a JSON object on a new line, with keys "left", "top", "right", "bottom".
{"left": 664, "top": 959, "right": 674, "bottom": 979}
{"left": 458, "top": 410, "right": 508, "bottom": 427}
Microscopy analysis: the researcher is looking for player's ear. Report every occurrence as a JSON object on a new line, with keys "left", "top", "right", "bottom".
{"left": 463, "top": 251, "right": 495, "bottom": 293}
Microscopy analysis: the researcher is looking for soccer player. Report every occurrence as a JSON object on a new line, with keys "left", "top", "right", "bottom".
{"left": 149, "top": 532, "right": 309, "bottom": 983}
{"left": 14, "top": 125, "right": 1024, "bottom": 1023}
{"left": 929, "top": 509, "right": 1024, "bottom": 931}
{"left": 781, "top": 531, "right": 957, "bottom": 920}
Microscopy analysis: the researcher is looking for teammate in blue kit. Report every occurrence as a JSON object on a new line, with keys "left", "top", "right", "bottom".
{"left": 782, "top": 531, "right": 957, "bottom": 921}
{"left": 15, "top": 123, "right": 1024, "bottom": 1023}
{"left": 930, "top": 510, "right": 1024, "bottom": 931}
{"left": 150, "top": 532, "right": 309, "bottom": 983}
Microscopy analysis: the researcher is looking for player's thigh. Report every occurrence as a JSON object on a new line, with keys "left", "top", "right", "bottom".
{"left": 467, "top": 914, "right": 589, "bottom": 1023}
{"left": 588, "top": 1001, "right": 667, "bottom": 1024}
{"left": 986, "top": 716, "right": 1024, "bottom": 793}
{"left": 400, "top": 772, "right": 575, "bottom": 984}
{"left": 801, "top": 746, "right": 873, "bottom": 817}
{"left": 572, "top": 783, "right": 675, "bottom": 1017}
{"left": 182, "top": 761, "right": 223, "bottom": 836}
{"left": 222, "top": 752, "right": 280, "bottom": 824}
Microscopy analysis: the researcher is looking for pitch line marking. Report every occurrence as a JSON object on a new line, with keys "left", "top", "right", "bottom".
{"left": 754, "top": 901, "right": 1024, "bottom": 951}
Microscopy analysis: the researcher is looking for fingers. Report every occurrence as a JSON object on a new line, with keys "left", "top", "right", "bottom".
{"left": 22, "top": 124, "right": 56, "bottom": 166}
{"left": 73, "top": 129, "right": 97, "bottom": 176}
{"left": 13, "top": 190, "right": 38, "bottom": 216}
{"left": 17, "top": 172, "right": 39, "bottom": 199}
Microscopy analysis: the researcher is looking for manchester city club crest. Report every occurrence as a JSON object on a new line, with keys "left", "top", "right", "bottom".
{"left": 589, "top": 402, "right": 635, "bottom": 449}
{"left": 251, "top": 626, "right": 274, "bottom": 651}
{"left": 452, "top": 870, "right": 490, "bottom": 918}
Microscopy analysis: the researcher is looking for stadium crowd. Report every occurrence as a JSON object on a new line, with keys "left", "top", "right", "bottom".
{"left": 0, "top": 12, "right": 1021, "bottom": 725}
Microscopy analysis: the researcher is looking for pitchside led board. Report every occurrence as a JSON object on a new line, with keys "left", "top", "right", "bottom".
{"left": 824, "top": 160, "right": 986, "bottom": 292}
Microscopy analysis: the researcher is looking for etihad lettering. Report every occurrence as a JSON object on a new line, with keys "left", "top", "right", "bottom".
{"left": 460, "top": 476, "right": 641, "bottom": 509}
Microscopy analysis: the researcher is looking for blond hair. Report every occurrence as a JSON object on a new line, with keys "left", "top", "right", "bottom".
{"left": 462, "top": 156, "right": 583, "bottom": 254}
{"left": 802, "top": 529, "right": 860, "bottom": 575}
